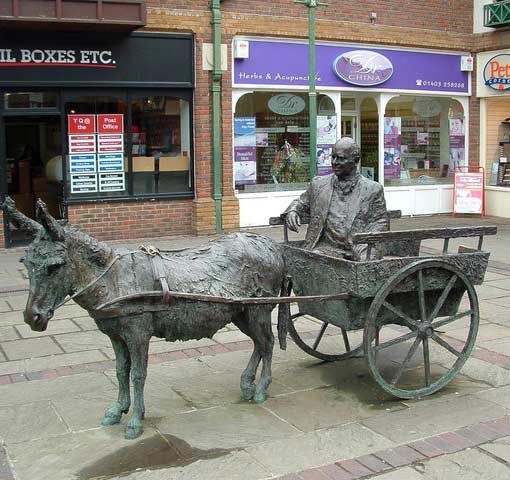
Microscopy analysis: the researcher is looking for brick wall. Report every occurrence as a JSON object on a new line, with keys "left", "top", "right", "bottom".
{"left": 67, "top": 200, "right": 193, "bottom": 241}
{"left": 0, "top": 210, "right": 4, "bottom": 249}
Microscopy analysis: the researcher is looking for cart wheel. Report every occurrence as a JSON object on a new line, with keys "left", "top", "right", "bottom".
{"left": 364, "top": 259, "right": 479, "bottom": 399}
{"left": 288, "top": 312, "right": 364, "bottom": 362}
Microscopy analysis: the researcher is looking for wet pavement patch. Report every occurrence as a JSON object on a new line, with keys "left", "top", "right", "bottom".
{"left": 78, "top": 433, "right": 237, "bottom": 479}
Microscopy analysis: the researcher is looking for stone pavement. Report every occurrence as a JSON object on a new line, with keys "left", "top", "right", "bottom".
{"left": 1, "top": 215, "right": 510, "bottom": 479}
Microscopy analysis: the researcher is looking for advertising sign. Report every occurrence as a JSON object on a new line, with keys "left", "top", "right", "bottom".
{"left": 68, "top": 115, "right": 96, "bottom": 134}
{"left": 483, "top": 54, "right": 510, "bottom": 91}
{"left": 384, "top": 117, "right": 401, "bottom": 180}
{"left": 454, "top": 169, "right": 484, "bottom": 215}
{"left": 71, "top": 173, "right": 97, "bottom": 193}
{"left": 317, "top": 116, "right": 337, "bottom": 145}
{"left": 99, "top": 172, "right": 125, "bottom": 192}
{"left": 234, "top": 40, "right": 469, "bottom": 94}
{"left": 98, "top": 153, "right": 124, "bottom": 172}
{"left": 97, "top": 114, "right": 124, "bottom": 133}
{"left": 234, "top": 117, "right": 257, "bottom": 185}
{"left": 69, "top": 134, "right": 96, "bottom": 154}
{"left": 69, "top": 154, "right": 96, "bottom": 174}
{"left": 97, "top": 133, "right": 124, "bottom": 153}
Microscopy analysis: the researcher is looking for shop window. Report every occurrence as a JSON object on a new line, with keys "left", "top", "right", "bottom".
{"left": 360, "top": 97, "right": 379, "bottom": 182}
{"left": 234, "top": 92, "right": 337, "bottom": 193}
{"left": 131, "top": 96, "right": 191, "bottom": 195}
{"left": 486, "top": 98, "right": 510, "bottom": 187}
{"left": 4, "top": 92, "right": 58, "bottom": 110}
{"left": 384, "top": 96, "right": 466, "bottom": 186}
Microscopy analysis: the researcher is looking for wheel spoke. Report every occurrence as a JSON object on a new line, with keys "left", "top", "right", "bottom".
{"left": 423, "top": 338, "right": 431, "bottom": 387}
{"left": 382, "top": 301, "right": 420, "bottom": 330}
{"left": 391, "top": 337, "right": 422, "bottom": 386}
{"left": 312, "top": 322, "right": 328, "bottom": 350}
{"left": 341, "top": 328, "right": 351, "bottom": 352}
{"left": 374, "top": 329, "right": 418, "bottom": 352}
{"left": 417, "top": 270, "right": 427, "bottom": 322}
{"left": 430, "top": 333, "right": 462, "bottom": 358}
{"left": 428, "top": 274, "right": 458, "bottom": 322}
{"left": 432, "top": 310, "right": 473, "bottom": 330}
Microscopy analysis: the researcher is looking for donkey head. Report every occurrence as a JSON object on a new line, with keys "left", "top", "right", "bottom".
{"left": 2, "top": 197, "right": 111, "bottom": 332}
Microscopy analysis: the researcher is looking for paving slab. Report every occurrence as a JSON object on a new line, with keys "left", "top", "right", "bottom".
{"left": 479, "top": 337, "right": 510, "bottom": 356}
{"left": 362, "top": 394, "right": 509, "bottom": 444}
{"left": 0, "top": 372, "right": 114, "bottom": 407}
{"left": 0, "top": 326, "right": 19, "bottom": 342}
{"left": 5, "top": 294, "right": 28, "bottom": 311}
{"left": 212, "top": 329, "right": 251, "bottom": 344}
{"left": 483, "top": 271, "right": 510, "bottom": 282}
{"left": 486, "top": 296, "right": 510, "bottom": 308}
{"left": 478, "top": 301, "right": 510, "bottom": 323}
{"left": 479, "top": 435, "right": 510, "bottom": 463}
{"left": 2, "top": 336, "right": 63, "bottom": 360}
{"left": 0, "top": 401, "right": 69, "bottom": 443}
{"left": 53, "top": 330, "right": 113, "bottom": 353}
{"left": 263, "top": 385, "right": 404, "bottom": 432}
{"left": 486, "top": 277, "right": 510, "bottom": 291}
{"left": 154, "top": 403, "right": 300, "bottom": 450}
{"left": 414, "top": 448, "right": 510, "bottom": 479}
{"left": 0, "top": 349, "right": 5, "bottom": 362}
{"left": 449, "top": 323, "right": 510, "bottom": 343}
{"left": 452, "top": 357, "right": 510, "bottom": 388}
{"left": 474, "top": 384, "right": 510, "bottom": 409}
{"left": 246, "top": 422, "right": 394, "bottom": 477}
{"left": 369, "top": 467, "right": 423, "bottom": 479}
{"left": 0, "top": 299, "right": 11, "bottom": 313}
{"left": 72, "top": 316, "right": 98, "bottom": 331}
{"left": 474, "top": 284, "right": 510, "bottom": 301}
{"left": 0, "top": 310, "right": 27, "bottom": 326}
{"left": 6, "top": 426, "right": 162, "bottom": 480}
{"left": 16, "top": 319, "right": 81, "bottom": 338}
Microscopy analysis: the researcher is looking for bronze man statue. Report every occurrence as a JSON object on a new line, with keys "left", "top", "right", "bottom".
{"left": 282, "top": 137, "right": 389, "bottom": 260}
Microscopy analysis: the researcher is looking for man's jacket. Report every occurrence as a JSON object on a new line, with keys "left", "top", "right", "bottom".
{"left": 282, "top": 174, "right": 389, "bottom": 251}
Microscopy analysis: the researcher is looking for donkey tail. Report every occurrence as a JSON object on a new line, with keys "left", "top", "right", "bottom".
{"left": 277, "top": 276, "right": 292, "bottom": 351}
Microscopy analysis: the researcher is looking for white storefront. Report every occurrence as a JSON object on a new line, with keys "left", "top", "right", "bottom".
{"left": 232, "top": 37, "right": 472, "bottom": 226}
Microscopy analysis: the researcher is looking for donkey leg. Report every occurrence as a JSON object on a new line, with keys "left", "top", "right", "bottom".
{"left": 234, "top": 316, "right": 261, "bottom": 401}
{"left": 124, "top": 336, "right": 150, "bottom": 440}
{"left": 252, "top": 309, "right": 275, "bottom": 404}
{"left": 102, "top": 337, "right": 131, "bottom": 426}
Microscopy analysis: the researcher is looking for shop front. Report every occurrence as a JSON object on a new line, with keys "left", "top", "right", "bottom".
{"left": 477, "top": 49, "right": 510, "bottom": 218}
{"left": 0, "top": 31, "right": 194, "bottom": 247}
{"left": 232, "top": 38, "right": 471, "bottom": 226}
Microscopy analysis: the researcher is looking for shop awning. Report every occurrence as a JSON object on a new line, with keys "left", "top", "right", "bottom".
{"left": 0, "top": 0, "right": 146, "bottom": 31}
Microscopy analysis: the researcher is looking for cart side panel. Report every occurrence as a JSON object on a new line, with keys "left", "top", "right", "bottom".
{"left": 355, "top": 252, "right": 489, "bottom": 298}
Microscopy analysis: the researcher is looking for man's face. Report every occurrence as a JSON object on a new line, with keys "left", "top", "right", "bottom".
{"left": 331, "top": 147, "right": 358, "bottom": 178}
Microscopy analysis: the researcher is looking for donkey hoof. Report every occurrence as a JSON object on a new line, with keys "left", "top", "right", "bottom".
{"left": 241, "top": 384, "right": 256, "bottom": 401}
{"left": 253, "top": 391, "right": 267, "bottom": 404}
{"left": 101, "top": 406, "right": 124, "bottom": 426}
{"left": 125, "top": 422, "right": 143, "bottom": 440}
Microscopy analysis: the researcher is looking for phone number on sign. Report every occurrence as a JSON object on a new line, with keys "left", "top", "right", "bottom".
{"left": 417, "top": 80, "right": 465, "bottom": 89}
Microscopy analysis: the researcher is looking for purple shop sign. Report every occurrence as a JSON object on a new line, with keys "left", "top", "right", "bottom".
{"left": 234, "top": 40, "right": 469, "bottom": 94}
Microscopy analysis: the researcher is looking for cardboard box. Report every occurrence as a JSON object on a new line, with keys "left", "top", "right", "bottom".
{"left": 18, "top": 161, "right": 32, "bottom": 193}
{"left": 133, "top": 156, "right": 154, "bottom": 172}
{"left": 159, "top": 156, "right": 189, "bottom": 172}
{"left": 12, "top": 193, "right": 34, "bottom": 219}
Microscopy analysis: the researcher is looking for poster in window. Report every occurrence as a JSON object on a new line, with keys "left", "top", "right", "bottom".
{"left": 316, "top": 146, "right": 332, "bottom": 176}
{"left": 317, "top": 116, "right": 337, "bottom": 145}
{"left": 70, "top": 154, "right": 96, "bottom": 174}
{"left": 234, "top": 161, "right": 257, "bottom": 185}
{"left": 417, "top": 132, "right": 429, "bottom": 145}
{"left": 384, "top": 117, "right": 401, "bottom": 179}
{"left": 71, "top": 173, "right": 97, "bottom": 193}
{"left": 99, "top": 172, "right": 125, "bottom": 192}
{"left": 256, "top": 132, "right": 269, "bottom": 147}
{"left": 234, "top": 117, "right": 256, "bottom": 147}
{"left": 449, "top": 119, "right": 465, "bottom": 174}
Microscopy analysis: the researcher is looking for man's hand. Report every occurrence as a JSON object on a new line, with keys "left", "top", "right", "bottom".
{"left": 286, "top": 211, "right": 301, "bottom": 232}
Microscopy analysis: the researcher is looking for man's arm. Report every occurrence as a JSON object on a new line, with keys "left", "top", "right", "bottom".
{"left": 281, "top": 185, "right": 312, "bottom": 232}
{"left": 367, "top": 185, "right": 390, "bottom": 233}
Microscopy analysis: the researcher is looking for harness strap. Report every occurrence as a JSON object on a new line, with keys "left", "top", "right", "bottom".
{"left": 140, "top": 244, "right": 172, "bottom": 303}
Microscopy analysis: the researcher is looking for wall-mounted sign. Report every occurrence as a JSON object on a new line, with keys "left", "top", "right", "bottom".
{"left": 483, "top": 54, "right": 510, "bottom": 91}
{"left": 69, "top": 154, "right": 96, "bottom": 174}
{"left": 334, "top": 50, "right": 393, "bottom": 86}
{"left": 97, "top": 114, "right": 124, "bottom": 133}
{"left": 97, "top": 133, "right": 124, "bottom": 153}
{"left": 99, "top": 172, "right": 125, "bottom": 192}
{"left": 68, "top": 115, "right": 96, "bottom": 134}
{"left": 71, "top": 173, "right": 97, "bottom": 193}
{"left": 268, "top": 93, "right": 306, "bottom": 116}
{"left": 69, "top": 134, "right": 96, "bottom": 154}
{"left": 234, "top": 39, "right": 469, "bottom": 94}
{"left": 98, "top": 153, "right": 124, "bottom": 172}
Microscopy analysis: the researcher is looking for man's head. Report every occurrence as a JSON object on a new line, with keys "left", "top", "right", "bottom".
{"left": 331, "top": 137, "right": 360, "bottom": 179}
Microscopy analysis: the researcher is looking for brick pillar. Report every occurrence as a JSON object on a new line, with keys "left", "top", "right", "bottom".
{"left": 0, "top": 210, "right": 4, "bottom": 248}
{"left": 221, "top": 196, "right": 240, "bottom": 232}
{"left": 469, "top": 57, "right": 480, "bottom": 167}
{"left": 192, "top": 198, "right": 217, "bottom": 235}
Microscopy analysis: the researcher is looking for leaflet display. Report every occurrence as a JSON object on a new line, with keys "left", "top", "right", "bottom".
{"left": 68, "top": 114, "right": 125, "bottom": 194}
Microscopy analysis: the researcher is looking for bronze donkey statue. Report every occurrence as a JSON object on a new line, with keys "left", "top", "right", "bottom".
{"left": 1, "top": 197, "right": 288, "bottom": 439}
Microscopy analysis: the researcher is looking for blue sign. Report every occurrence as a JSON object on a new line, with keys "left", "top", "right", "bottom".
{"left": 69, "top": 154, "right": 96, "bottom": 174}
{"left": 98, "top": 152, "right": 124, "bottom": 172}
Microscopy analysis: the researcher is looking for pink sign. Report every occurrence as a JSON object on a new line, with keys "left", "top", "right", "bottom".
{"left": 454, "top": 171, "right": 484, "bottom": 215}
{"left": 69, "top": 134, "right": 96, "bottom": 154}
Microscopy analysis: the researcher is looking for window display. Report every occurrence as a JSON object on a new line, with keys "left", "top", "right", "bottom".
{"left": 384, "top": 96, "right": 465, "bottom": 186}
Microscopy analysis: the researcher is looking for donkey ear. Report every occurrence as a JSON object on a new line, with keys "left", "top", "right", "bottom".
{"left": 36, "top": 199, "right": 65, "bottom": 242}
{"left": 0, "top": 196, "right": 42, "bottom": 236}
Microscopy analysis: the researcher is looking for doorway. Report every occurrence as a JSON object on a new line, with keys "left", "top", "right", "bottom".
{"left": 4, "top": 115, "right": 63, "bottom": 245}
